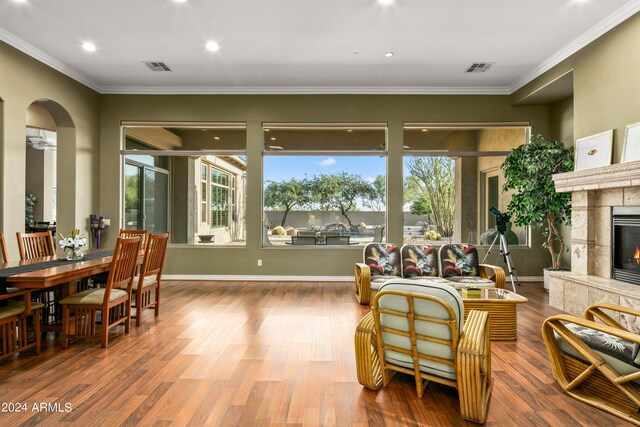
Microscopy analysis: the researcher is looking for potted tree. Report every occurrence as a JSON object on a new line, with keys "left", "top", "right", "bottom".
{"left": 501, "top": 134, "right": 574, "bottom": 289}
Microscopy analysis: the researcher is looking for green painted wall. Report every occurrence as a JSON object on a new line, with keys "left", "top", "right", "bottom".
{"left": 0, "top": 42, "right": 100, "bottom": 259}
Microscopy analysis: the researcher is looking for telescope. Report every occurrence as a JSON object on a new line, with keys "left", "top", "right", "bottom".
{"left": 489, "top": 207, "right": 511, "bottom": 233}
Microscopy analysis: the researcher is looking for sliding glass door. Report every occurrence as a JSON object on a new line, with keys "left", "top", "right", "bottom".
{"left": 124, "top": 159, "right": 169, "bottom": 234}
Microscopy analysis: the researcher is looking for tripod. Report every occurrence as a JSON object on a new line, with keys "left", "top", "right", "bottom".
{"left": 482, "top": 231, "right": 520, "bottom": 292}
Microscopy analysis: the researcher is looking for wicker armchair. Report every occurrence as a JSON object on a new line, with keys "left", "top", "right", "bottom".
{"left": 439, "top": 243, "right": 505, "bottom": 289}
{"left": 542, "top": 303, "right": 640, "bottom": 425}
{"left": 355, "top": 279, "right": 492, "bottom": 423}
{"left": 354, "top": 243, "right": 401, "bottom": 305}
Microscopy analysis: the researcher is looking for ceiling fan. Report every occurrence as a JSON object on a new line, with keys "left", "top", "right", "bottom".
{"left": 26, "top": 128, "right": 57, "bottom": 150}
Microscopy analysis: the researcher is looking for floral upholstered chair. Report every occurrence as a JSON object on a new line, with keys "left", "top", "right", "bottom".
{"left": 400, "top": 244, "right": 450, "bottom": 284}
{"left": 354, "top": 243, "right": 401, "bottom": 304}
{"left": 439, "top": 243, "right": 505, "bottom": 289}
{"left": 355, "top": 278, "right": 492, "bottom": 423}
{"left": 542, "top": 303, "right": 640, "bottom": 425}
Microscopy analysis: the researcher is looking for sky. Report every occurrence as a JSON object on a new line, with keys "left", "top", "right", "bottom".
{"left": 263, "top": 155, "right": 386, "bottom": 184}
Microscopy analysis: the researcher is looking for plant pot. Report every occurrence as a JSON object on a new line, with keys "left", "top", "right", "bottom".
{"left": 543, "top": 268, "right": 551, "bottom": 290}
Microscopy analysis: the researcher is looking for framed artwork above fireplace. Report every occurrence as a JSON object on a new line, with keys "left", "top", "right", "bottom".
{"left": 622, "top": 122, "right": 640, "bottom": 163}
{"left": 575, "top": 130, "right": 613, "bottom": 171}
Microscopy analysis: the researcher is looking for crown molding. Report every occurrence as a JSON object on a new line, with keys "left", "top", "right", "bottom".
{"left": 509, "top": 0, "right": 640, "bottom": 93}
{"left": 98, "top": 85, "right": 511, "bottom": 95}
{"left": 0, "top": 27, "right": 102, "bottom": 92}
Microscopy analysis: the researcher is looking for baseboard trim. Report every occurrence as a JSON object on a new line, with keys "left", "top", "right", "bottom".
{"left": 163, "top": 274, "right": 543, "bottom": 282}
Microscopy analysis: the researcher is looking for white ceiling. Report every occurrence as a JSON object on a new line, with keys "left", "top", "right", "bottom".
{"left": 1, "top": 0, "right": 639, "bottom": 94}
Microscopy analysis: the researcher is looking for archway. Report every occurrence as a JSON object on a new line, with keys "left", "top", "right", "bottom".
{"left": 24, "top": 99, "right": 75, "bottom": 241}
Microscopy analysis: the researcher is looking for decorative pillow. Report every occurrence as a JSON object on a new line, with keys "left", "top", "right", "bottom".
{"left": 363, "top": 243, "right": 401, "bottom": 277}
{"left": 440, "top": 244, "right": 480, "bottom": 278}
{"left": 401, "top": 245, "right": 439, "bottom": 278}
{"left": 560, "top": 322, "right": 637, "bottom": 366}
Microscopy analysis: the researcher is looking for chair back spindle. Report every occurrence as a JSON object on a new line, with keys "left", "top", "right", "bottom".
{"left": 119, "top": 229, "right": 149, "bottom": 250}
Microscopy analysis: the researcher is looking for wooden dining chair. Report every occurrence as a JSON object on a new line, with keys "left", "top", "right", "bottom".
{"left": 119, "top": 229, "right": 149, "bottom": 250}
{"left": 125, "top": 233, "right": 169, "bottom": 326}
{"left": 0, "top": 290, "right": 43, "bottom": 361}
{"left": 0, "top": 233, "right": 8, "bottom": 263}
{"left": 16, "top": 231, "right": 55, "bottom": 260}
{"left": 60, "top": 236, "right": 141, "bottom": 348}
{"left": 91, "top": 229, "right": 149, "bottom": 287}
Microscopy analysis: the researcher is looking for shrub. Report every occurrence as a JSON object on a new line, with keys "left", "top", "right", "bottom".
{"left": 272, "top": 226, "right": 286, "bottom": 235}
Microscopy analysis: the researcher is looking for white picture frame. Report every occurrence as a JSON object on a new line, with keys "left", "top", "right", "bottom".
{"left": 622, "top": 122, "right": 640, "bottom": 163}
{"left": 575, "top": 130, "right": 613, "bottom": 170}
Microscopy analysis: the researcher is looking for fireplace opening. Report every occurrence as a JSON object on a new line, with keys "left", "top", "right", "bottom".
{"left": 612, "top": 207, "right": 640, "bottom": 285}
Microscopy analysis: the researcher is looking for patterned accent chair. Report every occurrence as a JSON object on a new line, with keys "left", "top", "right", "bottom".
{"left": 400, "top": 244, "right": 449, "bottom": 282}
{"left": 439, "top": 243, "right": 505, "bottom": 289}
{"left": 542, "top": 303, "right": 640, "bottom": 425}
{"left": 355, "top": 279, "right": 492, "bottom": 423}
{"left": 354, "top": 243, "right": 401, "bottom": 305}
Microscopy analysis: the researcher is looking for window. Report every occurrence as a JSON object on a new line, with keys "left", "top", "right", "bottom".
{"left": 263, "top": 124, "right": 386, "bottom": 246}
{"left": 122, "top": 123, "right": 246, "bottom": 246}
{"left": 403, "top": 124, "right": 529, "bottom": 247}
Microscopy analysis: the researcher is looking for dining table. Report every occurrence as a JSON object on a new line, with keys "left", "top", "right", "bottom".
{"left": 0, "top": 249, "right": 117, "bottom": 330}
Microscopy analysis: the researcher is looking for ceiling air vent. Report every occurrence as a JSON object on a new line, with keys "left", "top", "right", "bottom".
{"left": 143, "top": 61, "right": 172, "bottom": 72}
{"left": 465, "top": 62, "right": 494, "bottom": 73}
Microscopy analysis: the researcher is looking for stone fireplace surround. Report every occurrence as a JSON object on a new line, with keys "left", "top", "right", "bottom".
{"left": 550, "top": 160, "right": 640, "bottom": 329}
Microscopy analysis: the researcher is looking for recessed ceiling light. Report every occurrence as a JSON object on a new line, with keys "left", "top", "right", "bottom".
{"left": 213, "top": 136, "right": 220, "bottom": 140}
{"left": 205, "top": 41, "right": 220, "bottom": 52}
{"left": 173, "top": 0, "right": 187, "bottom": 3}
{"left": 347, "top": 129, "right": 353, "bottom": 133}
{"left": 264, "top": 128, "right": 270, "bottom": 132}
{"left": 378, "top": 0, "right": 394, "bottom": 5}
{"left": 421, "top": 129, "right": 428, "bottom": 132}
{"left": 12, "top": 0, "right": 28, "bottom": 3}
{"left": 82, "top": 42, "right": 96, "bottom": 52}
{"left": 270, "top": 137, "right": 276, "bottom": 141}
{"left": 384, "top": 52, "right": 394, "bottom": 58}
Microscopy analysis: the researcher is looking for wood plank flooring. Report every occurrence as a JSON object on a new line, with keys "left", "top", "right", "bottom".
{"left": 0, "top": 281, "right": 633, "bottom": 426}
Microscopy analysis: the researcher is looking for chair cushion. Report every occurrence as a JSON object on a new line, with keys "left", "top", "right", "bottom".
{"left": 363, "top": 243, "right": 401, "bottom": 277}
{"left": 119, "top": 275, "right": 157, "bottom": 291}
{"left": 59, "top": 288, "right": 128, "bottom": 305}
{"left": 401, "top": 245, "right": 439, "bottom": 278}
{"left": 440, "top": 244, "right": 481, "bottom": 278}
{"left": 370, "top": 275, "right": 401, "bottom": 291}
{"left": 376, "top": 279, "right": 464, "bottom": 380}
{"left": 555, "top": 322, "right": 640, "bottom": 381}
{"left": 0, "top": 300, "right": 45, "bottom": 319}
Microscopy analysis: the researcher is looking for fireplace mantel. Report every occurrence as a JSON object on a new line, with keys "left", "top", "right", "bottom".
{"left": 553, "top": 160, "right": 640, "bottom": 193}
{"left": 549, "top": 160, "right": 640, "bottom": 321}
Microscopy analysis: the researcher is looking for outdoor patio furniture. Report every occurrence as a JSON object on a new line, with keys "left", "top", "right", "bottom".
{"left": 542, "top": 303, "right": 640, "bottom": 425}
{"left": 355, "top": 279, "right": 492, "bottom": 424}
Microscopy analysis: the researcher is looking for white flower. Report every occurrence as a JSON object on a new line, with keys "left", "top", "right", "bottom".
{"left": 59, "top": 230, "right": 87, "bottom": 251}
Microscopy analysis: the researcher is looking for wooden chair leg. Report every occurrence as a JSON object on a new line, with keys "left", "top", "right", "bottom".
{"left": 354, "top": 264, "right": 371, "bottom": 305}
{"left": 62, "top": 305, "right": 70, "bottom": 348}
{"left": 34, "top": 308, "right": 41, "bottom": 355}
{"left": 154, "top": 286, "right": 160, "bottom": 317}
{"left": 125, "top": 302, "right": 131, "bottom": 334}
{"left": 101, "top": 309, "right": 108, "bottom": 348}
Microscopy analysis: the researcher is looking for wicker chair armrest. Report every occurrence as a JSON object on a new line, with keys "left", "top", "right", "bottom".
{"left": 478, "top": 263, "right": 505, "bottom": 289}
{"left": 355, "top": 263, "right": 372, "bottom": 305}
{"left": 456, "top": 309, "right": 492, "bottom": 424}
{"left": 544, "top": 314, "right": 640, "bottom": 345}
{"left": 584, "top": 303, "right": 640, "bottom": 330}
{"left": 355, "top": 311, "right": 382, "bottom": 390}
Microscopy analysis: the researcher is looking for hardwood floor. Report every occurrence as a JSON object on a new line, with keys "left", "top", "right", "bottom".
{"left": 0, "top": 280, "right": 633, "bottom": 426}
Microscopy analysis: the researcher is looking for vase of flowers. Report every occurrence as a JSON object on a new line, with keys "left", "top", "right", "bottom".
{"left": 59, "top": 228, "right": 87, "bottom": 261}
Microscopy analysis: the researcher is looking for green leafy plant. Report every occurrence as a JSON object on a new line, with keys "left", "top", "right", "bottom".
{"left": 501, "top": 134, "right": 574, "bottom": 270}
{"left": 271, "top": 226, "right": 286, "bottom": 236}
{"left": 25, "top": 191, "right": 36, "bottom": 227}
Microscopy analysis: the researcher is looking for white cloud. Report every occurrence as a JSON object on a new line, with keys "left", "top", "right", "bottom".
{"left": 317, "top": 157, "right": 336, "bottom": 167}
{"left": 366, "top": 176, "right": 375, "bottom": 183}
